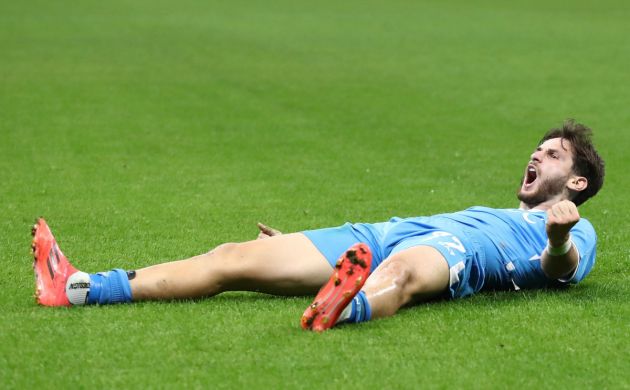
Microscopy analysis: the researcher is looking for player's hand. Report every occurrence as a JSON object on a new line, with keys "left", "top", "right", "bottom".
{"left": 256, "top": 222, "right": 283, "bottom": 239}
{"left": 546, "top": 200, "right": 580, "bottom": 247}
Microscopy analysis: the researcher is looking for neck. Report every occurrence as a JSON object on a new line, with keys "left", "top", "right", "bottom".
{"left": 518, "top": 194, "right": 568, "bottom": 211}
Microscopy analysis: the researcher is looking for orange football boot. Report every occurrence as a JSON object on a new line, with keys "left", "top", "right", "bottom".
{"left": 301, "top": 243, "right": 372, "bottom": 332}
{"left": 31, "top": 218, "right": 78, "bottom": 306}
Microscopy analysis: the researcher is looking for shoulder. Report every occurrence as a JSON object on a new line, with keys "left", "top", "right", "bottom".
{"left": 574, "top": 217, "right": 596, "bottom": 235}
{"left": 571, "top": 216, "right": 597, "bottom": 251}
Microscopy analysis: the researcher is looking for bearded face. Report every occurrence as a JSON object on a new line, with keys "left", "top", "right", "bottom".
{"left": 516, "top": 138, "right": 576, "bottom": 208}
{"left": 517, "top": 170, "right": 570, "bottom": 207}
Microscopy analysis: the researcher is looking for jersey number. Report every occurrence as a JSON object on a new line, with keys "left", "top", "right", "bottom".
{"left": 432, "top": 232, "right": 466, "bottom": 256}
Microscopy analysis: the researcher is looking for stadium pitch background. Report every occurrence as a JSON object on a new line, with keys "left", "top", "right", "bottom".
{"left": 1, "top": 1, "right": 629, "bottom": 388}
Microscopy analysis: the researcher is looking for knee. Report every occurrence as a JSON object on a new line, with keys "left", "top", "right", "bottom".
{"left": 390, "top": 257, "right": 416, "bottom": 294}
{"left": 208, "top": 242, "right": 240, "bottom": 259}
{"left": 204, "top": 242, "right": 257, "bottom": 281}
{"left": 379, "top": 254, "right": 443, "bottom": 303}
{"left": 375, "top": 257, "right": 416, "bottom": 297}
{"left": 381, "top": 257, "right": 413, "bottom": 283}
{"left": 378, "top": 250, "right": 448, "bottom": 303}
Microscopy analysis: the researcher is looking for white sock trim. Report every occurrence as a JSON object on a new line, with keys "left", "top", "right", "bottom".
{"left": 336, "top": 304, "right": 352, "bottom": 324}
{"left": 65, "top": 271, "right": 90, "bottom": 305}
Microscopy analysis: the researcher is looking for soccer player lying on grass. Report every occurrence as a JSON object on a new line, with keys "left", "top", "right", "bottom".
{"left": 32, "top": 120, "right": 605, "bottom": 331}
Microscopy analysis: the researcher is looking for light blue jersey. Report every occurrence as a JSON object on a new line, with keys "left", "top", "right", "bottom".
{"left": 303, "top": 206, "right": 597, "bottom": 299}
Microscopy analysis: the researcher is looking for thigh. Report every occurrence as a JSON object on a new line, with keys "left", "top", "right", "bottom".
{"left": 220, "top": 232, "right": 334, "bottom": 295}
{"left": 132, "top": 232, "right": 333, "bottom": 299}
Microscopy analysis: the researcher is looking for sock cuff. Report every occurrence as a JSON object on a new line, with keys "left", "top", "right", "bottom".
{"left": 87, "top": 273, "right": 103, "bottom": 305}
{"left": 109, "top": 269, "right": 133, "bottom": 304}
{"left": 359, "top": 291, "right": 372, "bottom": 321}
{"left": 348, "top": 291, "right": 372, "bottom": 323}
{"left": 87, "top": 269, "right": 133, "bottom": 305}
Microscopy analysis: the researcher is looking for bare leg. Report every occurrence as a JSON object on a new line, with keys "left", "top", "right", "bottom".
{"left": 130, "top": 233, "right": 332, "bottom": 301}
{"left": 361, "top": 246, "right": 450, "bottom": 318}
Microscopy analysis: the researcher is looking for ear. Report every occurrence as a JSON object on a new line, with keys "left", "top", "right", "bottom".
{"left": 567, "top": 176, "right": 588, "bottom": 192}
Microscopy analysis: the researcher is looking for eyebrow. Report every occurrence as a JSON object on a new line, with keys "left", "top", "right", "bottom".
{"left": 537, "top": 142, "right": 569, "bottom": 153}
{"left": 535, "top": 146, "right": 564, "bottom": 155}
{"left": 537, "top": 138, "right": 570, "bottom": 152}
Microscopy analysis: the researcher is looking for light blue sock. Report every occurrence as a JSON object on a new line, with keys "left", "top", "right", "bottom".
{"left": 347, "top": 291, "right": 372, "bottom": 323}
{"left": 87, "top": 269, "right": 133, "bottom": 305}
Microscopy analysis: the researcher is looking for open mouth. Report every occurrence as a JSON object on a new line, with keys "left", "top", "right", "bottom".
{"left": 525, "top": 165, "right": 537, "bottom": 185}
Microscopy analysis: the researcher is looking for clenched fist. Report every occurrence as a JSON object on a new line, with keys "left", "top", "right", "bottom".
{"left": 546, "top": 200, "right": 580, "bottom": 247}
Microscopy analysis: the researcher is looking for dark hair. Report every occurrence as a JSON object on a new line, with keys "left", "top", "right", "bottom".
{"left": 540, "top": 119, "right": 605, "bottom": 206}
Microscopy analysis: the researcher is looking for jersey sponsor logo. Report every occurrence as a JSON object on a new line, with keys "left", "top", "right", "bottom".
{"left": 506, "top": 209, "right": 543, "bottom": 225}
{"left": 521, "top": 211, "right": 546, "bottom": 225}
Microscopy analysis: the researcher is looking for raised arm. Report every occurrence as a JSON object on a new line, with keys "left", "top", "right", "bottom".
{"left": 541, "top": 200, "right": 581, "bottom": 279}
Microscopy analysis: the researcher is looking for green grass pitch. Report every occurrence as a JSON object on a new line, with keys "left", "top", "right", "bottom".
{"left": 1, "top": 0, "right": 629, "bottom": 388}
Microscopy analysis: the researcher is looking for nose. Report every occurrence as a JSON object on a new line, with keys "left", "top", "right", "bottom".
{"left": 531, "top": 149, "right": 543, "bottom": 163}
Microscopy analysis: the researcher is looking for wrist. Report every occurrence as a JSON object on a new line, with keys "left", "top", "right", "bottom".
{"left": 546, "top": 236, "right": 573, "bottom": 256}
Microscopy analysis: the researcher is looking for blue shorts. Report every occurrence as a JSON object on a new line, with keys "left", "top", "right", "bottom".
{"left": 302, "top": 222, "right": 485, "bottom": 299}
